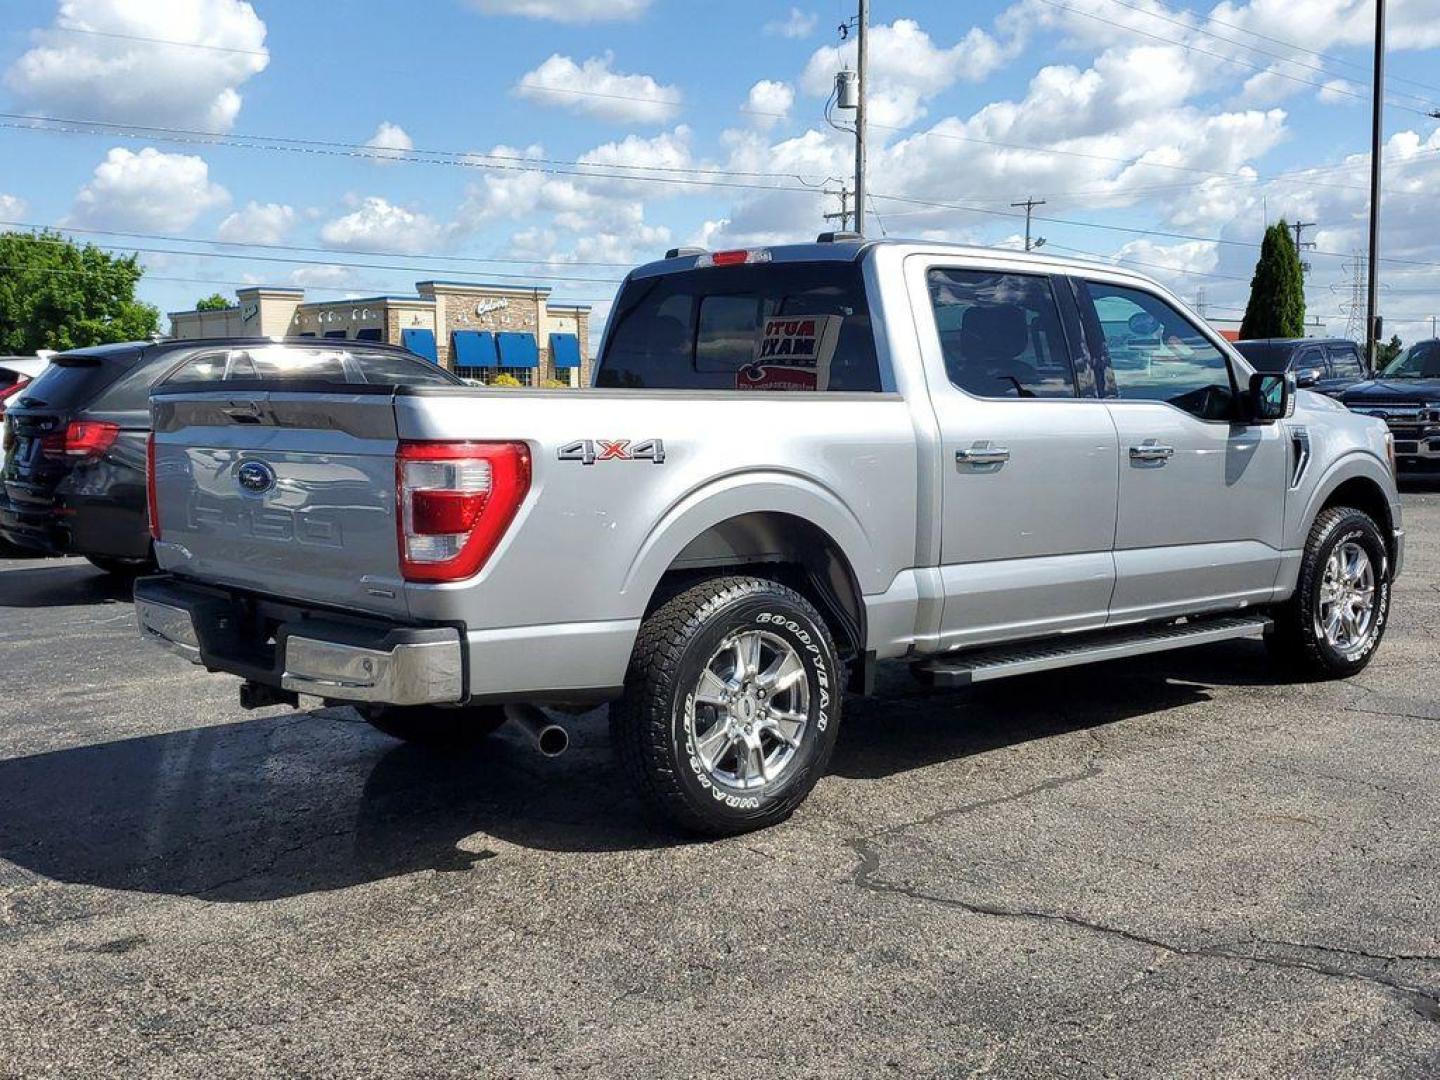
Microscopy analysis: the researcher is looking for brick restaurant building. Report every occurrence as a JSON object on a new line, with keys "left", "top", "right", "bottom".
{"left": 169, "top": 281, "right": 592, "bottom": 387}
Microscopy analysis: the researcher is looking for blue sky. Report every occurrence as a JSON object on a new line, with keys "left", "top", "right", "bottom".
{"left": 3, "top": 0, "right": 1440, "bottom": 342}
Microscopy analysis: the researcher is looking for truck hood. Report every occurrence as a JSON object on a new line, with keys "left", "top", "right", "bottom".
{"left": 1341, "top": 378, "right": 1440, "bottom": 404}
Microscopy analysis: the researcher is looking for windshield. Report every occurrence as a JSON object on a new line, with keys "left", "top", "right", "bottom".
{"left": 1379, "top": 340, "right": 1440, "bottom": 379}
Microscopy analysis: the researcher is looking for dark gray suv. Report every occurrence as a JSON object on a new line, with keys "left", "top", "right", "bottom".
{"left": 1233, "top": 337, "right": 1371, "bottom": 398}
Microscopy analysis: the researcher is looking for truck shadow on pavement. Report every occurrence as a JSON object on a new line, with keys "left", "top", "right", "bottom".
{"left": 0, "top": 643, "right": 1288, "bottom": 904}
{"left": 0, "top": 560, "right": 134, "bottom": 608}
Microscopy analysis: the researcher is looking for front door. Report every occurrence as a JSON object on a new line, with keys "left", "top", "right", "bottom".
{"left": 1073, "top": 278, "right": 1288, "bottom": 624}
{"left": 909, "top": 259, "right": 1120, "bottom": 650}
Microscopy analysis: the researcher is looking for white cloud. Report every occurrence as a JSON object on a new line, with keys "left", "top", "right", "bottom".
{"left": 801, "top": 19, "right": 1017, "bottom": 129}
{"left": 1317, "top": 78, "right": 1362, "bottom": 106}
{"left": 467, "top": 0, "right": 651, "bottom": 22}
{"left": 765, "top": 7, "right": 818, "bottom": 39}
{"left": 515, "top": 53, "right": 681, "bottom": 124}
{"left": 69, "top": 147, "right": 229, "bottom": 232}
{"left": 5, "top": 0, "right": 269, "bottom": 131}
{"left": 364, "top": 121, "right": 414, "bottom": 165}
{"left": 217, "top": 201, "right": 295, "bottom": 244}
{"left": 0, "top": 193, "right": 28, "bottom": 222}
{"left": 745, "top": 81, "right": 794, "bottom": 129}
{"left": 287, "top": 264, "right": 362, "bottom": 292}
{"left": 319, "top": 196, "right": 443, "bottom": 255}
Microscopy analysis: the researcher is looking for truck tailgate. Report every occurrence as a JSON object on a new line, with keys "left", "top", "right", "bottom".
{"left": 151, "top": 391, "right": 409, "bottom": 618}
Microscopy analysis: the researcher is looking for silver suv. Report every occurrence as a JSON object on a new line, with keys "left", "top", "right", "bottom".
{"left": 135, "top": 239, "right": 1404, "bottom": 835}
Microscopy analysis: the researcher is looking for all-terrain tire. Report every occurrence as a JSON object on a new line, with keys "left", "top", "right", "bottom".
{"left": 610, "top": 575, "right": 844, "bottom": 836}
{"left": 1268, "top": 506, "right": 1391, "bottom": 679}
{"left": 364, "top": 705, "right": 507, "bottom": 746}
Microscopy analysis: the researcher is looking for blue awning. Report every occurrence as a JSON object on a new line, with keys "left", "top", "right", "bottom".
{"left": 452, "top": 330, "right": 498, "bottom": 367}
{"left": 549, "top": 332, "right": 581, "bottom": 369}
{"left": 496, "top": 332, "right": 540, "bottom": 369}
{"left": 401, "top": 328, "right": 437, "bottom": 362}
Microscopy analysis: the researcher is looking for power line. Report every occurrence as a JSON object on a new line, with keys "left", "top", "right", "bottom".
{"left": 1034, "top": 0, "right": 1436, "bottom": 117}
{"left": 1132, "top": 0, "right": 1440, "bottom": 99}
{"left": 1, "top": 232, "right": 628, "bottom": 286}
{"left": 41, "top": 24, "right": 270, "bottom": 58}
{"left": 0, "top": 261, "right": 617, "bottom": 308}
{"left": 0, "top": 219, "right": 638, "bottom": 268}
{"left": 1093, "top": 0, "right": 1440, "bottom": 109}
{"left": 0, "top": 113, "right": 830, "bottom": 188}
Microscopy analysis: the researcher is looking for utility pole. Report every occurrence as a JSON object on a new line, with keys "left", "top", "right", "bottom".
{"left": 1291, "top": 219, "right": 1316, "bottom": 275}
{"left": 853, "top": 0, "right": 868, "bottom": 238}
{"left": 1011, "top": 197, "right": 1046, "bottom": 252}
{"left": 1365, "top": 0, "right": 1387, "bottom": 368}
{"left": 823, "top": 182, "right": 853, "bottom": 234}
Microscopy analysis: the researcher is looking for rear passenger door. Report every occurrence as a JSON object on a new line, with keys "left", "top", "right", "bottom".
{"left": 909, "top": 259, "right": 1120, "bottom": 649}
{"left": 1073, "top": 278, "right": 1288, "bottom": 624}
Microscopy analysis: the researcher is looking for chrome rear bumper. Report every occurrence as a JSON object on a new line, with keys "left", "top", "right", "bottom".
{"left": 135, "top": 577, "right": 464, "bottom": 706}
{"left": 280, "top": 634, "right": 462, "bottom": 705}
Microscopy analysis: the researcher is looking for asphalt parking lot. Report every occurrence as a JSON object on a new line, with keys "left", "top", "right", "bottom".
{"left": 2, "top": 483, "right": 1439, "bottom": 1079}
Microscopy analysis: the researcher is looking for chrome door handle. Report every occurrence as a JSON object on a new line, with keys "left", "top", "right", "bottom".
{"left": 1129, "top": 441, "right": 1176, "bottom": 463}
{"left": 956, "top": 443, "right": 1011, "bottom": 466}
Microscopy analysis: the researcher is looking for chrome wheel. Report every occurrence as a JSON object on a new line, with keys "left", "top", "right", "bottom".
{"left": 1317, "top": 541, "right": 1377, "bottom": 653}
{"left": 687, "top": 629, "right": 811, "bottom": 791}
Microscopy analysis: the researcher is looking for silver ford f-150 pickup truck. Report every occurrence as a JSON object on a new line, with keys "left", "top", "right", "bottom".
{"left": 136, "top": 238, "right": 1404, "bottom": 835}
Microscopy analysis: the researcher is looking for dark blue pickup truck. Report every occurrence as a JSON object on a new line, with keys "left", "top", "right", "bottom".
{"left": 1341, "top": 339, "right": 1440, "bottom": 471}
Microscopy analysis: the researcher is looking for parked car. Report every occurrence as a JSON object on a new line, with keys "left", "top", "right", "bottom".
{"left": 135, "top": 239, "right": 1402, "bottom": 836}
{"left": 1, "top": 338, "right": 459, "bottom": 574}
{"left": 1340, "top": 339, "right": 1440, "bottom": 471}
{"left": 1232, "top": 337, "right": 1370, "bottom": 398}
{"left": 0, "top": 357, "right": 52, "bottom": 557}
{"left": 0, "top": 356, "right": 50, "bottom": 423}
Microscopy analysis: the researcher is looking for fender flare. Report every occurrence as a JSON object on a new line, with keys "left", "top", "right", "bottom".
{"left": 1292, "top": 451, "right": 1397, "bottom": 547}
{"left": 620, "top": 468, "right": 880, "bottom": 613}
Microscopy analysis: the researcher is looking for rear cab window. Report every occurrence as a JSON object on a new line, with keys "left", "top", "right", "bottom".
{"left": 596, "top": 259, "right": 883, "bottom": 392}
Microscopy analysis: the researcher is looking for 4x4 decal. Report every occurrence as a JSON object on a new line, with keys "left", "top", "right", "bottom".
{"left": 557, "top": 439, "right": 666, "bottom": 465}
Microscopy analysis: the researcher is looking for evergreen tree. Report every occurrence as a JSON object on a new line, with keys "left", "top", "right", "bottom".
{"left": 0, "top": 230, "right": 159, "bottom": 353}
{"left": 1239, "top": 220, "right": 1306, "bottom": 339}
{"left": 1376, "top": 335, "right": 1403, "bottom": 369}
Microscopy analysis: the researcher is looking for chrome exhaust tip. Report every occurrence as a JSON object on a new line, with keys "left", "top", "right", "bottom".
{"left": 504, "top": 704, "right": 570, "bottom": 758}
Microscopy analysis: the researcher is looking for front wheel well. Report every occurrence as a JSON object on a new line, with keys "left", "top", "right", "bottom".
{"left": 1319, "top": 476, "right": 1395, "bottom": 565}
{"left": 650, "top": 512, "right": 867, "bottom": 683}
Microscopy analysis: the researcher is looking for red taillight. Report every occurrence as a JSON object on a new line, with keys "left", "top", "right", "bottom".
{"left": 396, "top": 441, "right": 530, "bottom": 583}
{"left": 146, "top": 432, "right": 161, "bottom": 541}
{"left": 40, "top": 420, "right": 120, "bottom": 460}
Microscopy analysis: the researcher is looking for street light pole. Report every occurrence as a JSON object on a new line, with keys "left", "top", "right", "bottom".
{"left": 853, "top": 0, "right": 868, "bottom": 238}
{"left": 1365, "top": 0, "right": 1387, "bottom": 368}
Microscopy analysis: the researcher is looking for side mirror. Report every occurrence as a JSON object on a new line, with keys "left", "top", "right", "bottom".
{"left": 1294, "top": 366, "right": 1323, "bottom": 389}
{"left": 1248, "top": 371, "right": 1295, "bottom": 423}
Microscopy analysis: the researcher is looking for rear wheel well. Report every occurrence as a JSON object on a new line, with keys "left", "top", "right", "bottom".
{"left": 1320, "top": 477, "right": 1395, "bottom": 565}
{"left": 651, "top": 512, "right": 867, "bottom": 686}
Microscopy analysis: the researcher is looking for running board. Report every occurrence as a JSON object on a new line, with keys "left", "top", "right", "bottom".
{"left": 913, "top": 614, "right": 1272, "bottom": 688}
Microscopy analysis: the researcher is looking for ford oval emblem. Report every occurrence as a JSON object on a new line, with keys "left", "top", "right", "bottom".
{"left": 236, "top": 460, "right": 277, "bottom": 495}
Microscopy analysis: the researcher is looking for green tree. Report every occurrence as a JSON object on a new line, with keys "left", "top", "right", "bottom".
{"left": 194, "top": 293, "right": 232, "bottom": 311}
{"left": 0, "top": 230, "right": 160, "bottom": 354}
{"left": 1376, "top": 334, "right": 1403, "bottom": 369}
{"left": 1239, "top": 220, "right": 1306, "bottom": 340}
